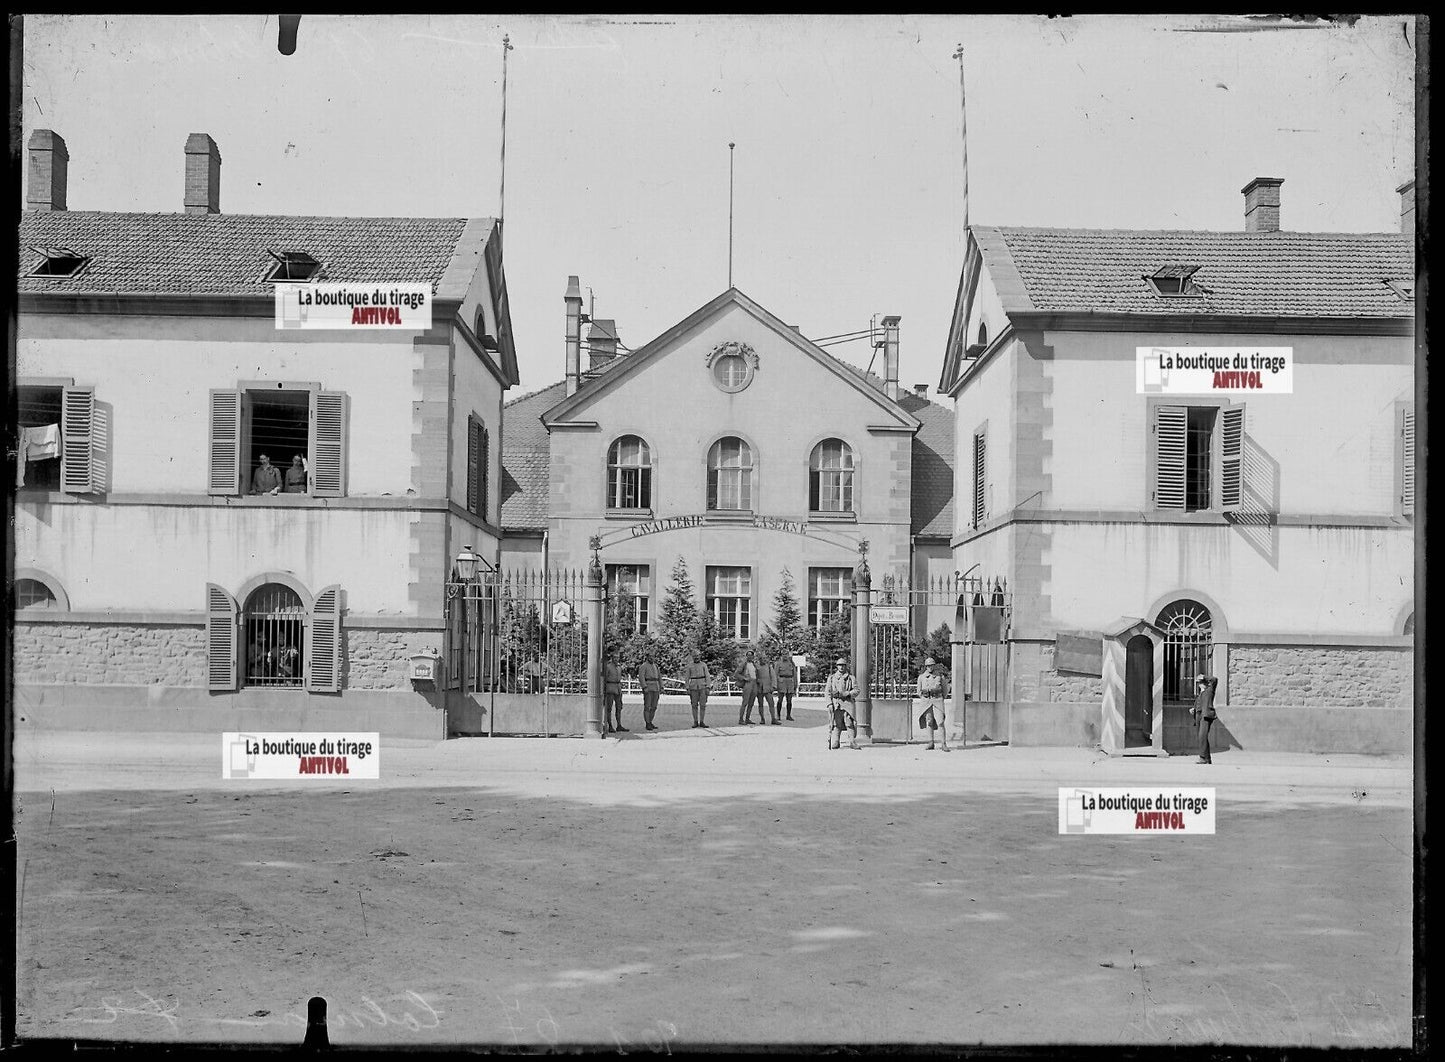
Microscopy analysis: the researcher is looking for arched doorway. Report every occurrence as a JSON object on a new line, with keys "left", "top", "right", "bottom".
{"left": 243, "top": 583, "right": 305, "bottom": 687}
{"left": 1124, "top": 634, "right": 1154, "bottom": 748}
{"left": 1158, "top": 599, "right": 1213, "bottom": 753}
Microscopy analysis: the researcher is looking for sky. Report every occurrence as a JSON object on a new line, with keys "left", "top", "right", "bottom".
{"left": 19, "top": 14, "right": 1416, "bottom": 397}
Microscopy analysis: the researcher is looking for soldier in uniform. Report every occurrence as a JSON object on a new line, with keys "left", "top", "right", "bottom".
{"left": 603, "top": 652, "right": 626, "bottom": 733}
{"left": 1191, "top": 674, "right": 1218, "bottom": 763}
{"left": 758, "top": 654, "right": 779, "bottom": 725}
{"left": 825, "top": 657, "right": 860, "bottom": 750}
{"left": 734, "top": 649, "right": 761, "bottom": 725}
{"left": 639, "top": 651, "right": 663, "bottom": 731}
{"left": 775, "top": 653, "right": 798, "bottom": 721}
{"left": 916, "top": 656, "right": 950, "bottom": 751}
{"left": 684, "top": 651, "right": 711, "bottom": 728}
{"left": 251, "top": 453, "right": 282, "bottom": 495}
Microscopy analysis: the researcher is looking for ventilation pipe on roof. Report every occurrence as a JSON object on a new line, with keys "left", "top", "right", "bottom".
{"left": 1242, "top": 177, "right": 1283, "bottom": 233}
{"left": 587, "top": 320, "right": 619, "bottom": 371}
{"left": 882, "top": 316, "right": 901, "bottom": 402}
{"left": 26, "top": 130, "right": 69, "bottom": 211}
{"left": 565, "top": 276, "right": 583, "bottom": 396}
{"left": 185, "top": 133, "right": 222, "bottom": 214}
{"left": 1397, "top": 179, "right": 1415, "bottom": 234}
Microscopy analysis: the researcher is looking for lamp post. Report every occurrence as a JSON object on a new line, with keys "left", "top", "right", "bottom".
{"left": 447, "top": 545, "right": 485, "bottom": 731}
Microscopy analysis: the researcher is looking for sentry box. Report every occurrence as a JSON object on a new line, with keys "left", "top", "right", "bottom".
{"left": 409, "top": 653, "right": 440, "bottom": 686}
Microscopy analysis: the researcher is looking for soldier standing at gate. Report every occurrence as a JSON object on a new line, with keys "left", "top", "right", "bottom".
{"left": 758, "top": 654, "right": 779, "bottom": 725}
{"left": 775, "top": 653, "right": 798, "bottom": 721}
{"left": 639, "top": 650, "right": 663, "bottom": 731}
{"left": 684, "top": 650, "right": 711, "bottom": 727}
{"left": 735, "top": 649, "right": 761, "bottom": 725}
{"left": 825, "top": 657, "right": 860, "bottom": 750}
{"left": 916, "top": 656, "right": 951, "bottom": 752}
{"left": 603, "top": 652, "right": 626, "bottom": 733}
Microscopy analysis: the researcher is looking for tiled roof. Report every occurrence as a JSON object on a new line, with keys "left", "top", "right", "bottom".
{"left": 979, "top": 227, "right": 1414, "bottom": 319}
{"left": 499, "top": 355, "right": 955, "bottom": 537}
{"left": 18, "top": 211, "right": 474, "bottom": 295}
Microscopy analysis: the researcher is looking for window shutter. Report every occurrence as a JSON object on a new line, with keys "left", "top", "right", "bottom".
{"left": 466, "top": 417, "right": 480, "bottom": 515}
{"left": 1153, "top": 405, "right": 1187, "bottom": 510}
{"left": 307, "top": 584, "right": 343, "bottom": 692}
{"left": 1401, "top": 405, "right": 1416, "bottom": 516}
{"left": 309, "top": 391, "right": 348, "bottom": 497}
{"left": 206, "top": 583, "right": 239, "bottom": 691}
{"left": 480, "top": 425, "right": 490, "bottom": 522}
{"left": 1218, "top": 403, "right": 1245, "bottom": 513}
{"left": 972, "top": 431, "right": 987, "bottom": 528}
{"left": 60, "top": 385, "right": 95, "bottom": 494}
{"left": 208, "top": 389, "right": 242, "bottom": 495}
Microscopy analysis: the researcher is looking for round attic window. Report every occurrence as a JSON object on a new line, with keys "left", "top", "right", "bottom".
{"left": 706, "top": 341, "right": 758, "bottom": 394}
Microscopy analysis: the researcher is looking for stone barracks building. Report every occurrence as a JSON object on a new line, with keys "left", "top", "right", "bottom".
{"left": 939, "top": 176, "right": 1416, "bottom": 754}
{"left": 13, "top": 130, "right": 519, "bottom": 738}
{"left": 500, "top": 281, "right": 955, "bottom": 642}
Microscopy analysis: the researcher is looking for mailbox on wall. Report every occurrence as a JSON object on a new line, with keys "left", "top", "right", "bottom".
{"left": 409, "top": 653, "right": 440, "bottom": 686}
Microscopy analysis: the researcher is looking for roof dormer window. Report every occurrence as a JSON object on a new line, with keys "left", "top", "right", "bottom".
{"left": 1385, "top": 278, "right": 1414, "bottom": 302}
{"left": 27, "top": 245, "right": 90, "bottom": 279}
{"left": 1146, "top": 264, "right": 1203, "bottom": 297}
{"left": 265, "top": 250, "right": 322, "bottom": 282}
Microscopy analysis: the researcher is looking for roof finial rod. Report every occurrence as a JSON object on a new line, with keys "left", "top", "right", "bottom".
{"left": 953, "top": 42, "right": 968, "bottom": 237}
{"left": 499, "top": 33, "right": 514, "bottom": 221}
{"left": 728, "top": 142, "right": 736, "bottom": 289}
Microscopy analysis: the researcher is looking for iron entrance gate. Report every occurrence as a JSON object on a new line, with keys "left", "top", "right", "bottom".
{"left": 444, "top": 568, "right": 591, "bottom": 735}
{"left": 866, "top": 574, "right": 961, "bottom": 700}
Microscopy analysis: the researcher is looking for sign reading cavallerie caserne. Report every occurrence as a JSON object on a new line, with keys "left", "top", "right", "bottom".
{"left": 276, "top": 283, "right": 432, "bottom": 330}
{"left": 1136, "top": 347, "right": 1292, "bottom": 394}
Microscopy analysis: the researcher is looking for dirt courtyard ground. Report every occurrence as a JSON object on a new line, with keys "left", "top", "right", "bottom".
{"left": 12, "top": 701, "right": 1414, "bottom": 1049}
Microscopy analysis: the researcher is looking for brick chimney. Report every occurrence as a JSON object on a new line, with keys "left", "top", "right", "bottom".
{"left": 184, "top": 133, "right": 222, "bottom": 214}
{"left": 587, "top": 319, "right": 620, "bottom": 371}
{"left": 881, "top": 315, "right": 901, "bottom": 401}
{"left": 26, "top": 130, "right": 69, "bottom": 211}
{"left": 913, "top": 383, "right": 929, "bottom": 399}
{"left": 1397, "top": 179, "right": 1415, "bottom": 234}
{"left": 1242, "top": 177, "right": 1283, "bottom": 233}
{"left": 565, "top": 276, "right": 583, "bottom": 396}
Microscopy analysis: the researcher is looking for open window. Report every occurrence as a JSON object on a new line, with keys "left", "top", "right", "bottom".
{"left": 1145, "top": 264, "right": 1204, "bottom": 298}
{"left": 265, "top": 250, "right": 322, "bottom": 283}
{"left": 209, "top": 384, "right": 348, "bottom": 497}
{"left": 27, "top": 245, "right": 90, "bottom": 279}
{"left": 17, "top": 383, "right": 99, "bottom": 493}
{"left": 1151, "top": 401, "right": 1245, "bottom": 513}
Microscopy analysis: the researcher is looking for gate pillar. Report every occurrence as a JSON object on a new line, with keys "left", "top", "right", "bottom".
{"left": 585, "top": 550, "right": 605, "bottom": 738}
{"left": 851, "top": 548, "right": 873, "bottom": 743}
{"left": 952, "top": 596, "right": 968, "bottom": 748}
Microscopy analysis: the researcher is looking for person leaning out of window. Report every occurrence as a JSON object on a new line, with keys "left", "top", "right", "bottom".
{"left": 251, "top": 453, "right": 282, "bottom": 496}
{"left": 284, "top": 454, "right": 308, "bottom": 494}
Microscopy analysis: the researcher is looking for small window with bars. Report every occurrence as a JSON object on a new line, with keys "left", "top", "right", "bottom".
{"left": 15, "top": 578, "right": 59, "bottom": 610}
{"left": 808, "top": 567, "right": 851, "bottom": 630}
{"left": 706, "top": 566, "right": 751, "bottom": 640}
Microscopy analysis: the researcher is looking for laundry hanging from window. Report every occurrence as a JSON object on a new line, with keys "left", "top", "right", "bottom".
{"left": 15, "top": 423, "right": 61, "bottom": 488}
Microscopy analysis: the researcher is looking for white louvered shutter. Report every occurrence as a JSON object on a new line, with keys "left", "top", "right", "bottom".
{"left": 307, "top": 584, "right": 343, "bottom": 692}
{"left": 972, "top": 431, "right": 986, "bottom": 528}
{"left": 1218, "top": 404, "right": 1245, "bottom": 513}
{"left": 60, "top": 386, "right": 95, "bottom": 494}
{"left": 209, "top": 389, "right": 242, "bottom": 495}
{"left": 309, "top": 391, "right": 348, "bottom": 497}
{"left": 206, "top": 583, "right": 239, "bottom": 691}
{"left": 1401, "top": 405, "right": 1416, "bottom": 516}
{"left": 1153, "top": 405, "right": 1187, "bottom": 511}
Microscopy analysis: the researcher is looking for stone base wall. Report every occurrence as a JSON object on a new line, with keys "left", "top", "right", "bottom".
{"left": 343, "top": 629, "right": 444, "bottom": 689}
{"left": 1229, "top": 645, "right": 1411, "bottom": 707}
{"left": 13, "top": 621, "right": 444, "bottom": 693}
{"left": 13, "top": 622, "right": 207, "bottom": 686}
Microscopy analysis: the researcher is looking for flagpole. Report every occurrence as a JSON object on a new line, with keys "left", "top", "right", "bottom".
{"left": 500, "top": 33, "right": 514, "bottom": 220}
{"left": 728, "top": 142, "right": 736, "bottom": 289}
{"left": 953, "top": 43, "right": 968, "bottom": 236}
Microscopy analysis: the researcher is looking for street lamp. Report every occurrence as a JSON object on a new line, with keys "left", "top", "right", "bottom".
{"left": 454, "top": 544, "right": 483, "bottom": 584}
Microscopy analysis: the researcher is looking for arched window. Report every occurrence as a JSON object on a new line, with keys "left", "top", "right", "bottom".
{"left": 243, "top": 582, "right": 306, "bottom": 688}
{"left": 707, "top": 437, "right": 754, "bottom": 511}
{"left": 607, "top": 435, "right": 653, "bottom": 510}
{"left": 1157, "top": 599, "right": 1213, "bottom": 704}
{"left": 1404, "top": 613, "right": 1415, "bottom": 636}
{"left": 15, "top": 578, "right": 57, "bottom": 610}
{"left": 809, "top": 438, "right": 854, "bottom": 513}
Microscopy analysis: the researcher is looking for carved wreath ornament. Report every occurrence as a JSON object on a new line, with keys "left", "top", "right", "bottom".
{"left": 705, "top": 340, "right": 759, "bottom": 393}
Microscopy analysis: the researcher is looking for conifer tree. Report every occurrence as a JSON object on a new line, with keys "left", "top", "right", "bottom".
{"left": 758, "top": 567, "right": 805, "bottom": 660}
{"left": 655, "top": 556, "right": 699, "bottom": 675}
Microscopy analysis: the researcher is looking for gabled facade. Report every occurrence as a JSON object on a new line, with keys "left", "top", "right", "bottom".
{"left": 939, "top": 178, "right": 1416, "bottom": 753}
{"left": 13, "top": 130, "right": 520, "bottom": 737}
{"left": 502, "top": 286, "right": 954, "bottom": 643}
